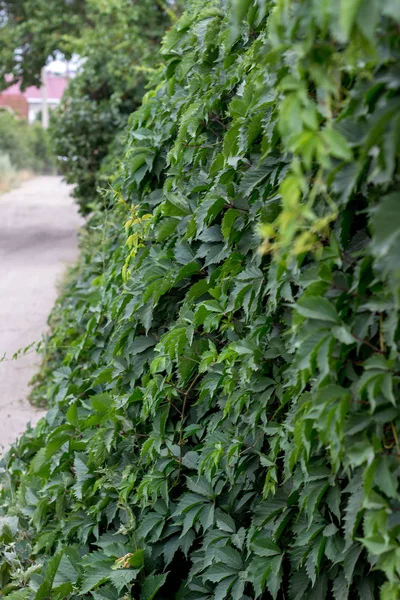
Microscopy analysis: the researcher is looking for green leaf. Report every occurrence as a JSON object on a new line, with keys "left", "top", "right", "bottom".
{"left": 128, "top": 549, "right": 145, "bottom": 568}
{"left": 66, "top": 402, "right": 79, "bottom": 426}
{"left": 344, "top": 479, "right": 364, "bottom": 545}
{"left": 53, "top": 550, "right": 81, "bottom": 586}
{"left": 357, "top": 0, "right": 380, "bottom": 40}
{"left": 110, "top": 569, "right": 140, "bottom": 593}
{"left": 4, "top": 592, "right": 31, "bottom": 600}
{"left": 130, "top": 336, "right": 157, "bottom": 355}
{"left": 35, "top": 552, "right": 63, "bottom": 599}
{"left": 380, "top": 581, "right": 400, "bottom": 600}
{"left": 221, "top": 208, "right": 239, "bottom": 239}
{"left": 215, "top": 547, "right": 243, "bottom": 571}
{"left": 359, "top": 533, "right": 397, "bottom": 555}
{"left": 216, "top": 511, "right": 236, "bottom": 533}
{"left": 289, "top": 571, "right": 310, "bottom": 600}
{"left": 343, "top": 543, "right": 363, "bottom": 585}
{"left": 332, "top": 570, "right": 348, "bottom": 600}
{"left": 213, "top": 575, "right": 238, "bottom": 600}
{"left": 175, "top": 262, "right": 201, "bottom": 284}
{"left": 205, "top": 563, "right": 238, "bottom": 583}
{"left": 340, "top": 0, "right": 363, "bottom": 40}
{"left": 91, "top": 393, "right": 113, "bottom": 413}
{"left": 370, "top": 192, "right": 400, "bottom": 258}
{"left": 321, "top": 128, "right": 353, "bottom": 161}
{"left": 374, "top": 456, "right": 397, "bottom": 499}
{"left": 238, "top": 161, "right": 275, "bottom": 197}
{"left": 332, "top": 326, "right": 354, "bottom": 345}
{"left": 251, "top": 536, "right": 281, "bottom": 557}
{"left": 295, "top": 296, "right": 339, "bottom": 323}
{"left": 231, "top": 0, "right": 252, "bottom": 26}
{"left": 81, "top": 567, "right": 112, "bottom": 594}
{"left": 141, "top": 573, "right": 168, "bottom": 600}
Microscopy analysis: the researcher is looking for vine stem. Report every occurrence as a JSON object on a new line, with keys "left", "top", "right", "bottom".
{"left": 352, "top": 334, "right": 385, "bottom": 355}
{"left": 175, "top": 372, "right": 201, "bottom": 483}
{"left": 238, "top": 432, "right": 264, "bottom": 457}
{"left": 391, "top": 423, "right": 400, "bottom": 458}
{"left": 227, "top": 203, "right": 249, "bottom": 213}
{"left": 166, "top": 399, "right": 182, "bottom": 416}
{"left": 209, "top": 114, "right": 229, "bottom": 130}
{"left": 379, "top": 313, "right": 386, "bottom": 353}
{"left": 330, "top": 284, "right": 363, "bottom": 299}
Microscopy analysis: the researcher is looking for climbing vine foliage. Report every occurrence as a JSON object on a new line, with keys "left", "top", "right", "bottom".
{"left": 1, "top": 1, "right": 400, "bottom": 599}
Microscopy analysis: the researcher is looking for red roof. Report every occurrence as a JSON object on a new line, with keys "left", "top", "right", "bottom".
{"left": 2, "top": 75, "right": 69, "bottom": 101}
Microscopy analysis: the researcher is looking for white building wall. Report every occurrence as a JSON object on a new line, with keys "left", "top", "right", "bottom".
{"left": 27, "top": 100, "right": 60, "bottom": 126}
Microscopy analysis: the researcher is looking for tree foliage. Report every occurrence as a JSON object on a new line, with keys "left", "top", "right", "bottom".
{"left": 2, "top": 0, "right": 400, "bottom": 599}
{"left": 50, "top": 0, "right": 180, "bottom": 214}
{"left": 0, "top": 0, "right": 85, "bottom": 89}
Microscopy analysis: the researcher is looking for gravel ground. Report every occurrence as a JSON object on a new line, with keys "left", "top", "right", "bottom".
{"left": 0, "top": 176, "right": 82, "bottom": 453}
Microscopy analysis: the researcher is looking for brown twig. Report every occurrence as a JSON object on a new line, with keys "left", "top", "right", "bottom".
{"left": 227, "top": 203, "right": 249, "bottom": 213}
{"left": 330, "top": 284, "right": 363, "bottom": 299}
{"left": 183, "top": 143, "right": 216, "bottom": 150}
{"left": 207, "top": 125, "right": 223, "bottom": 140}
{"left": 209, "top": 114, "right": 229, "bottom": 130}
{"left": 379, "top": 313, "right": 386, "bottom": 353}
{"left": 164, "top": 399, "right": 182, "bottom": 416}
{"left": 175, "top": 373, "right": 201, "bottom": 482}
{"left": 352, "top": 334, "right": 385, "bottom": 355}
{"left": 239, "top": 432, "right": 264, "bottom": 457}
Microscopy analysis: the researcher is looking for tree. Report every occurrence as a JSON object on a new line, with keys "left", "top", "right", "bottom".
{"left": 50, "top": 0, "right": 181, "bottom": 213}
{"left": 0, "top": 0, "right": 85, "bottom": 89}
{"left": 0, "top": 0, "right": 180, "bottom": 90}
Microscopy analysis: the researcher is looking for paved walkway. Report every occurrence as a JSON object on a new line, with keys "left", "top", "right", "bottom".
{"left": 0, "top": 177, "right": 82, "bottom": 452}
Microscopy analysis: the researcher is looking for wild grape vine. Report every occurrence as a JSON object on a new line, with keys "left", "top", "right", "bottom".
{"left": 1, "top": 1, "right": 400, "bottom": 599}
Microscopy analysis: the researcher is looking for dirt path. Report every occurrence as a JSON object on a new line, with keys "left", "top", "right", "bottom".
{"left": 0, "top": 176, "right": 82, "bottom": 453}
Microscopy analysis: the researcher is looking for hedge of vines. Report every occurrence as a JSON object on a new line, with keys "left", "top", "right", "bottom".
{"left": 1, "top": 1, "right": 400, "bottom": 599}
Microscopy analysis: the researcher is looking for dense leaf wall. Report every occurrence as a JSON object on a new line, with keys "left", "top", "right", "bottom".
{"left": 1, "top": 1, "right": 400, "bottom": 599}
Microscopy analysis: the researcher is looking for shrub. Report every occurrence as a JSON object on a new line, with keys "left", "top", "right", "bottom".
{"left": 1, "top": 1, "right": 400, "bottom": 599}
{"left": 0, "top": 152, "right": 13, "bottom": 175}
{"left": 0, "top": 111, "right": 54, "bottom": 174}
{"left": 0, "top": 151, "right": 18, "bottom": 192}
{"left": 28, "top": 121, "right": 55, "bottom": 173}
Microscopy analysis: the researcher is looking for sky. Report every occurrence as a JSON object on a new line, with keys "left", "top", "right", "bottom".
{"left": 45, "top": 53, "right": 82, "bottom": 76}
